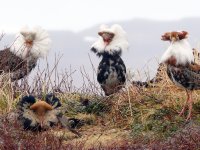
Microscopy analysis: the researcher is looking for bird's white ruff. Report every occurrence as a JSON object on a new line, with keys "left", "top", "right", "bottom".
{"left": 160, "top": 39, "right": 194, "bottom": 65}
{"left": 91, "top": 24, "right": 129, "bottom": 54}
{"left": 10, "top": 26, "right": 51, "bottom": 59}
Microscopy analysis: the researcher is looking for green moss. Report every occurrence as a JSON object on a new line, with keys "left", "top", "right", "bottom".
{"left": 82, "top": 100, "right": 109, "bottom": 115}
{"left": 131, "top": 106, "right": 184, "bottom": 140}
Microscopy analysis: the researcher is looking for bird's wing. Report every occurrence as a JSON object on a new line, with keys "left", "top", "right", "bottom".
{"left": 166, "top": 65, "right": 200, "bottom": 90}
{"left": 0, "top": 48, "right": 37, "bottom": 81}
{"left": 0, "top": 48, "right": 24, "bottom": 72}
{"left": 115, "top": 57, "right": 126, "bottom": 82}
{"left": 188, "top": 63, "right": 200, "bottom": 72}
{"left": 182, "top": 63, "right": 200, "bottom": 88}
{"left": 8, "top": 59, "right": 36, "bottom": 81}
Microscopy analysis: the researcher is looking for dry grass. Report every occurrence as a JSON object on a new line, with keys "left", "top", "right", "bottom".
{"left": 0, "top": 41, "right": 200, "bottom": 149}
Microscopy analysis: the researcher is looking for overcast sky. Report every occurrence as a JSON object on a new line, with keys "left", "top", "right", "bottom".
{"left": 0, "top": 0, "right": 200, "bottom": 33}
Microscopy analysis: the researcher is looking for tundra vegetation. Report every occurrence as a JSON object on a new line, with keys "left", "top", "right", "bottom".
{"left": 0, "top": 41, "right": 200, "bottom": 150}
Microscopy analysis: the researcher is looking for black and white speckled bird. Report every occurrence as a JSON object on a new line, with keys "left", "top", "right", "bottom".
{"left": 91, "top": 24, "right": 129, "bottom": 96}
{"left": 160, "top": 31, "right": 200, "bottom": 120}
{"left": 18, "top": 94, "right": 62, "bottom": 131}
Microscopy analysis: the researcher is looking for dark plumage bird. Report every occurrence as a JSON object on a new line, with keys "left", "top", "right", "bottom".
{"left": 160, "top": 31, "right": 199, "bottom": 120}
{"left": 0, "top": 26, "right": 51, "bottom": 81}
{"left": 91, "top": 24, "right": 129, "bottom": 96}
{"left": 18, "top": 94, "right": 62, "bottom": 131}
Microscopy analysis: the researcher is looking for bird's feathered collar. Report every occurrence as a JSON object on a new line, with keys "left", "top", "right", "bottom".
{"left": 10, "top": 26, "right": 51, "bottom": 59}
{"left": 91, "top": 24, "right": 129, "bottom": 56}
{"left": 161, "top": 39, "right": 194, "bottom": 66}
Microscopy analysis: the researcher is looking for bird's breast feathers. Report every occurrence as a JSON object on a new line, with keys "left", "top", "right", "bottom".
{"left": 161, "top": 39, "right": 194, "bottom": 66}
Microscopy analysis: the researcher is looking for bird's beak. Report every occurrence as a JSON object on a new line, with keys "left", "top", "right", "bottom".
{"left": 104, "top": 41, "right": 109, "bottom": 46}
{"left": 22, "top": 32, "right": 36, "bottom": 47}
{"left": 25, "top": 40, "right": 34, "bottom": 46}
{"left": 38, "top": 115, "right": 45, "bottom": 127}
{"left": 161, "top": 35, "right": 167, "bottom": 41}
{"left": 171, "top": 37, "right": 176, "bottom": 42}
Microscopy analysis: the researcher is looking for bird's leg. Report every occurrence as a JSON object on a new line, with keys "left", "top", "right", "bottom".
{"left": 186, "top": 91, "right": 193, "bottom": 121}
{"left": 179, "top": 90, "right": 190, "bottom": 116}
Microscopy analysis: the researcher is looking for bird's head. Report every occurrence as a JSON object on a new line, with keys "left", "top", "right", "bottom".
{"left": 160, "top": 30, "right": 193, "bottom": 66}
{"left": 20, "top": 31, "right": 36, "bottom": 47}
{"left": 18, "top": 95, "right": 62, "bottom": 131}
{"left": 161, "top": 31, "right": 188, "bottom": 42}
{"left": 98, "top": 31, "right": 115, "bottom": 46}
{"left": 91, "top": 24, "right": 129, "bottom": 56}
{"left": 10, "top": 26, "right": 51, "bottom": 59}
{"left": 30, "top": 100, "right": 53, "bottom": 127}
